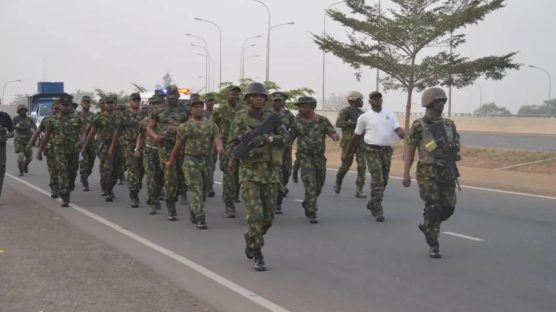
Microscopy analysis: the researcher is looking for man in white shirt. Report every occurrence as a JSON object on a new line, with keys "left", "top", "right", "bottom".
{"left": 342, "top": 91, "right": 405, "bottom": 222}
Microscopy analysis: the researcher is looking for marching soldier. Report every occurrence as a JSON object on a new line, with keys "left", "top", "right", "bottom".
{"left": 204, "top": 92, "right": 218, "bottom": 197}
{"left": 13, "top": 104, "right": 36, "bottom": 176}
{"left": 290, "top": 97, "right": 340, "bottom": 224}
{"left": 77, "top": 96, "right": 95, "bottom": 191}
{"left": 403, "top": 87, "right": 461, "bottom": 259}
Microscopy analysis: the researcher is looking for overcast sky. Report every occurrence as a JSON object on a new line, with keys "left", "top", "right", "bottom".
{"left": 1, "top": 0, "right": 555, "bottom": 113}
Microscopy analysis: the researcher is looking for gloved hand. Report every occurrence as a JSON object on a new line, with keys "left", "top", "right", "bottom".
{"left": 250, "top": 135, "right": 267, "bottom": 147}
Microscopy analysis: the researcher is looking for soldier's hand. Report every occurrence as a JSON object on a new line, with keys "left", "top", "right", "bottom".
{"left": 134, "top": 150, "right": 141, "bottom": 158}
{"left": 402, "top": 175, "right": 411, "bottom": 187}
{"left": 36, "top": 150, "right": 43, "bottom": 161}
{"left": 331, "top": 133, "right": 340, "bottom": 142}
{"left": 165, "top": 160, "right": 174, "bottom": 168}
{"left": 108, "top": 147, "right": 115, "bottom": 159}
{"left": 251, "top": 135, "right": 266, "bottom": 147}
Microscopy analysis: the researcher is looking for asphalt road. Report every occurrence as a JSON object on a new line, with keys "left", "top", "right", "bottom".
{"left": 460, "top": 132, "right": 556, "bottom": 151}
{"left": 4, "top": 143, "right": 556, "bottom": 312}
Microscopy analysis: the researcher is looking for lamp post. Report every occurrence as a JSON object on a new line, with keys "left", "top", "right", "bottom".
{"left": 186, "top": 33, "right": 210, "bottom": 92}
{"left": 241, "top": 43, "right": 257, "bottom": 79}
{"left": 196, "top": 53, "right": 215, "bottom": 91}
{"left": 243, "top": 54, "right": 260, "bottom": 79}
{"left": 191, "top": 43, "right": 210, "bottom": 92}
{"left": 252, "top": 0, "right": 271, "bottom": 81}
{"left": 194, "top": 17, "right": 222, "bottom": 88}
{"left": 240, "top": 35, "right": 262, "bottom": 79}
{"left": 322, "top": 1, "right": 344, "bottom": 110}
{"left": 2, "top": 79, "right": 22, "bottom": 105}
{"left": 529, "top": 65, "right": 552, "bottom": 101}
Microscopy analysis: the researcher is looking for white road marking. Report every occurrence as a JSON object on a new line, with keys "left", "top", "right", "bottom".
{"left": 7, "top": 173, "right": 291, "bottom": 312}
{"left": 442, "top": 231, "right": 485, "bottom": 242}
{"left": 294, "top": 199, "right": 304, "bottom": 203}
{"left": 332, "top": 168, "right": 556, "bottom": 201}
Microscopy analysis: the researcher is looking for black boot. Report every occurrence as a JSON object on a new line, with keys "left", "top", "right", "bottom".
{"left": 429, "top": 244, "right": 442, "bottom": 259}
{"left": 61, "top": 194, "right": 70, "bottom": 207}
{"left": 24, "top": 162, "right": 29, "bottom": 173}
{"left": 196, "top": 219, "right": 208, "bottom": 230}
{"left": 167, "top": 201, "right": 177, "bottom": 221}
{"left": 333, "top": 179, "right": 342, "bottom": 194}
{"left": 50, "top": 185, "right": 59, "bottom": 199}
{"left": 225, "top": 205, "right": 236, "bottom": 218}
{"left": 253, "top": 250, "right": 266, "bottom": 272}
{"left": 105, "top": 191, "right": 115, "bottom": 202}
{"left": 130, "top": 191, "right": 139, "bottom": 208}
{"left": 207, "top": 187, "right": 215, "bottom": 198}
{"left": 81, "top": 176, "right": 89, "bottom": 191}
{"left": 292, "top": 168, "right": 298, "bottom": 183}
{"left": 18, "top": 165, "right": 24, "bottom": 177}
{"left": 355, "top": 185, "right": 367, "bottom": 198}
{"left": 180, "top": 191, "right": 188, "bottom": 204}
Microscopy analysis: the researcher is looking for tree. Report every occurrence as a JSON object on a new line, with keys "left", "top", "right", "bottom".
{"left": 518, "top": 99, "right": 556, "bottom": 117}
{"left": 314, "top": 0, "right": 520, "bottom": 133}
{"left": 473, "top": 102, "right": 511, "bottom": 116}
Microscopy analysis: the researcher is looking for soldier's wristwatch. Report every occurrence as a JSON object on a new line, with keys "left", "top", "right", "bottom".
{"left": 268, "top": 135, "right": 274, "bottom": 143}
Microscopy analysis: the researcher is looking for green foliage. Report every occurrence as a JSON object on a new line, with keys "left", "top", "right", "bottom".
{"left": 518, "top": 99, "right": 556, "bottom": 117}
{"left": 473, "top": 102, "right": 511, "bottom": 116}
{"left": 71, "top": 90, "right": 97, "bottom": 105}
{"left": 94, "top": 89, "right": 130, "bottom": 107}
{"left": 313, "top": 0, "right": 519, "bottom": 131}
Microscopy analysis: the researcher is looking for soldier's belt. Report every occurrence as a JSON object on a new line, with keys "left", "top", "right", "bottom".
{"left": 184, "top": 154, "right": 210, "bottom": 160}
{"left": 299, "top": 150, "right": 325, "bottom": 158}
{"left": 145, "top": 144, "right": 159, "bottom": 150}
{"left": 366, "top": 144, "right": 393, "bottom": 151}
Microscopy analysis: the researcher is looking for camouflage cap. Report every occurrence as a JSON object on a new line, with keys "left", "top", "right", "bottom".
{"left": 81, "top": 95, "right": 92, "bottom": 102}
{"left": 190, "top": 99, "right": 205, "bottom": 107}
{"left": 59, "top": 94, "right": 73, "bottom": 104}
{"left": 104, "top": 95, "right": 117, "bottom": 103}
{"left": 295, "top": 96, "right": 317, "bottom": 106}
{"left": 130, "top": 92, "right": 141, "bottom": 100}
{"left": 204, "top": 93, "right": 217, "bottom": 100}
{"left": 226, "top": 85, "right": 241, "bottom": 93}
{"left": 148, "top": 95, "right": 163, "bottom": 104}
{"left": 347, "top": 91, "right": 364, "bottom": 101}
{"left": 16, "top": 104, "right": 27, "bottom": 112}
{"left": 271, "top": 91, "right": 289, "bottom": 101}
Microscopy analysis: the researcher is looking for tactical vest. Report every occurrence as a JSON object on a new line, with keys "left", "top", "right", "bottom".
{"left": 418, "top": 119, "right": 457, "bottom": 165}
{"left": 241, "top": 115, "right": 272, "bottom": 165}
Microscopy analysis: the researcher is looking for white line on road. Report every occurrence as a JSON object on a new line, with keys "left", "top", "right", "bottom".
{"left": 6, "top": 173, "right": 291, "bottom": 312}
{"left": 294, "top": 199, "right": 303, "bottom": 203}
{"left": 442, "top": 232, "right": 485, "bottom": 242}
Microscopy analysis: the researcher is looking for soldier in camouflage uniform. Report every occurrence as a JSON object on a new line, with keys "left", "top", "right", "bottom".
{"left": 270, "top": 91, "right": 295, "bottom": 214}
{"left": 37, "top": 95, "right": 82, "bottom": 207}
{"left": 136, "top": 95, "right": 164, "bottom": 214}
{"left": 113, "top": 93, "right": 146, "bottom": 208}
{"left": 27, "top": 102, "right": 61, "bottom": 197}
{"left": 334, "top": 91, "right": 367, "bottom": 198}
{"left": 403, "top": 87, "right": 461, "bottom": 259}
{"left": 212, "top": 85, "right": 242, "bottom": 218}
{"left": 115, "top": 102, "right": 127, "bottom": 185}
{"left": 13, "top": 104, "right": 36, "bottom": 176}
{"left": 227, "top": 82, "right": 289, "bottom": 271}
{"left": 81, "top": 96, "right": 122, "bottom": 202}
{"left": 204, "top": 92, "right": 217, "bottom": 198}
{"left": 167, "top": 100, "right": 223, "bottom": 229}
{"left": 77, "top": 96, "right": 95, "bottom": 191}
{"left": 290, "top": 97, "right": 340, "bottom": 224}
{"left": 147, "top": 88, "right": 187, "bottom": 221}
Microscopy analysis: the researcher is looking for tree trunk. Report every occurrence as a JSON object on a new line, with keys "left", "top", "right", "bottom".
{"left": 402, "top": 54, "right": 417, "bottom": 159}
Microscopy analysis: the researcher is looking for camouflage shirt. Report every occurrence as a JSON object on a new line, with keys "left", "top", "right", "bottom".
{"left": 150, "top": 105, "right": 187, "bottom": 142}
{"left": 13, "top": 115, "right": 36, "bottom": 140}
{"left": 291, "top": 114, "right": 336, "bottom": 157}
{"left": 45, "top": 113, "right": 82, "bottom": 154}
{"left": 336, "top": 106, "right": 364, "bottom": 148}
{"left": 91, "top": 112, "right": 122, "bottom": 143}
{"left": 139, "top": 116, "right": 155, "bottom": 148}
{"left": 212, "top": 104, "right": 241, "bottom": 141}
{"left": 119, "top": 109, "right": 146, "bottom": 144}
{"left": 77, "top": 110, "right": 94, "bottom": 136}
{"left": 176, "top": 119, "right": 218, "bottom": 157}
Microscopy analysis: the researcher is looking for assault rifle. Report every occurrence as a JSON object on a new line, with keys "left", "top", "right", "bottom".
{"left": 427, "top": 121, "right": 462, "bottom": 191}
{"left": 233, "top": 113, "right": 280, "bottom": 160}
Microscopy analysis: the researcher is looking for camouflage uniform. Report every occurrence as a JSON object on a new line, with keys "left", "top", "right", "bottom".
{"left": 37, "top": 111, "right": 59, "bottom": 195}
{"left": 77, "top": 109, "right": 95, "bottom": 188}
{"left": 409, "top": 116, "right": 460, "bottom": 251}
{"left": 119, "top": 108, "right": 146, "bottom": 201}
{"left": 91, "top": 111, "right": 122, "bottom": 197}
{"left": 150, "top": 104, "right": 187, "bottom": 217}
{"left": 13, "top": 107, "right": 36, "bottom": 175}
{"left": 272, "top": 96, "right": 295, "bottom": 213}
{"left": 204, "top": 107, "right": 217, "bottom": 197}
{"left": 227, "top": 109, "right": 289, "bottom": 252}
{"left": 45, "top": 111, "right": 82, "bottom": 204}
{"left": 291, "top": 114, "right": 336, "bottom": 220}
{"left": 176, "top": 118, "right": 219, "bottom": 223}
{"left": 335, "top": 105, "right": 366, "bottom": 193}
{"left": 139, "top": 115, "right": 163, "bottom": 212}
{"left": 212, "top": 103, "right": 241, "bottom": 215}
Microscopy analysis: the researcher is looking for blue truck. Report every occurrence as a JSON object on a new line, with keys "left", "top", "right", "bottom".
{"left": 27, "top": 82, "right": 69, "bottom": 127}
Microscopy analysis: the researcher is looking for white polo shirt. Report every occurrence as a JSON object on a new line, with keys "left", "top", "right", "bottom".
{"left": 354, "top": 109, "right": 401, "bottom": 146}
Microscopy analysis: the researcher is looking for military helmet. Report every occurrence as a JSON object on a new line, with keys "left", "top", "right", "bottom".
{"left": 270, "top": 91, "right": 288, "bottom": 101}
{"left": 244, "top": 82, "right": 267, "bottom": 100}
{"left": 421, "top": 87, "right": 447, "bottom": 107}
{"left": 16, "top": 104, "right": 27, "bottom": 113}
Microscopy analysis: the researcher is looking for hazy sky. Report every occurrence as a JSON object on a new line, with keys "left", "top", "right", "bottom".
{"left": 1, "top": 0, "right": 555, "bottom": 113}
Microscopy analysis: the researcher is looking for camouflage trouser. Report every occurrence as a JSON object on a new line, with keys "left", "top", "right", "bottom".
{"left": 158, "top": 141, "right": 184, "bottom": 203}
{"left": 143, "top": 146, "right": 163, "bottom": 208}
{"left": 14, "top": 138, "right": 32, "bottom": 170}
{"left": 416, "top": 163, "right": 457, "bottom": 246}
{"left": 282, "top": 147, "right": 292, "bottom": 186}
{"left": 45, "top": 149, "right": 58, "bottom": 189}
{"left": 336, "top": 146, "right": 366, "bottom": 188}
{"left": 205, "top": 152, "right": 217, "bottom": 193}
{"left": 219, "top": 151, "right": 238, "bottom": 210}
{"left": 299, "top": 154, "right": 327, "bottom": 218}
{"left": 116, "top": 146, "right": 125, "bottom": 181}
{"left": 123, "top": 143, "right": 144, "bottom": 193}
{"left": 79, "top": 144, "right": 96, "bottom": 180}
{"left": 292, "top": 150, "right": 300, "bottom": 179}
{"left": 242, "top": 181, "right": 277, "bottom": 249}
{"left": 362, "top": 145, "right": 393, "bottom": 217}
{"left": 97, "top": 142, "right": 120, "bottom": 193}
{"left": 52, "top": 151, "right": 79, "bottom": 201}
{"left": 183, "top": 155, "right": 210, "bottom": 222}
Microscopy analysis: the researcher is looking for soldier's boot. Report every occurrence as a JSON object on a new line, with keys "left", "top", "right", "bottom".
{"left": 100, "top": 190, "right": 108, "bottom": 197}
{"left": 333, "top": 179, "right": 342, "bottom": 194}
{"left": 196, "top": 217, "right": 208, "bottom": 230}
{"left": 118, "top": 173, "right": 125, "bottom": 185}
{"left": 130, "top": 191, "right": 139, "bottom": 208}
{"left": 50, "top": 185, "right": 59, "bottom": 199}
{"left": 367, "top": 200, "right": 384, "bottom": 222}
{"left": 207, "top": 186, "right": 215, "bottom": 198}
{"left": 275, "top": 205, "right": 283, "bottom": 215}
{"left": 301, "top": 201, "right": 309, "bottom": 217}
{"left": 283, "top": 187, "right": 289, "bottom": 197}
{"left": 148, "top": 206, "right": 157, "bottom": 215}
{"left": 180, "top": 191, "right": 188, "bottom": 204}
{"left": 309, "top": 216, "right": 319, "bottom": 224}
{"left": 166, "top": 201, "right": 177, "bottom": 221}
{"left": 105, "top": 191, "right": 115, "bottom": 202}
{"left": 244, "top": 234, "right": 256, "bottom": 260}
{"left": 24, "top": 162, "right": 29, "bottom": 173}
{"left": 18, "top": 164, "right": 24, "bottom": 176}
{"left": 292, "top": 168, "right": 298, "bottom": 183}
{"left": 355, "top": 185, "right": 367, "bottom": 198}
{"left": 60, "top": 194, "right": 70, "bottom": 207}
{"left": 81, "top": 176, "right": 89, "bottom": 191}
{"left": 225, "top": 205, "right": 236, "bottom": 218}
{"left": 253, "top": 250, "right": 266, "bottom": 272}
{"left": 234, "top": 196, "right": 241, "bottom": 203}
{"left": 429, "top": 243, "right": 442, "bottom": 259}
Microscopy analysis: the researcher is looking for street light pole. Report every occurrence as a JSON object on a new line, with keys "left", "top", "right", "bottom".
{"left": 191, "top": 43, "right": 210, "bottom": 92}
{"left": 253, "top": 0, "right": 271, "bottom": 82}
{"left": 2, "top": 79, "right": 22, "bottom": 105}
{"left": 322, "top": 1, "right": 344, "bottom": 111}
{"left": 186, "top": 33, "right": 210, "bottom": 92}
{"left": 240, "top": 35, "right": 262, "bottom": 80}
{"left": 529, "top": 65, "right": 552, "bottom": 101}
{"left": 194, "top": 17, "right": 222, "bottom": 89}
{"left": 241, "top": 44, "right": 257, "bottom": 79}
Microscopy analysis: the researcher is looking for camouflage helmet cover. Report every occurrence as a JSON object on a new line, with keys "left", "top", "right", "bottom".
{"left": 16, "top": 104, "right": 27, "bottom": 112}
{"left": 421, "top": 87, "right": 447, "bottom": 107}
{"left": 244, "top": 82, "right": 267, "bottom": 100}
{"left": 295, "top": 96, "right": 317, "bottom": 106}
